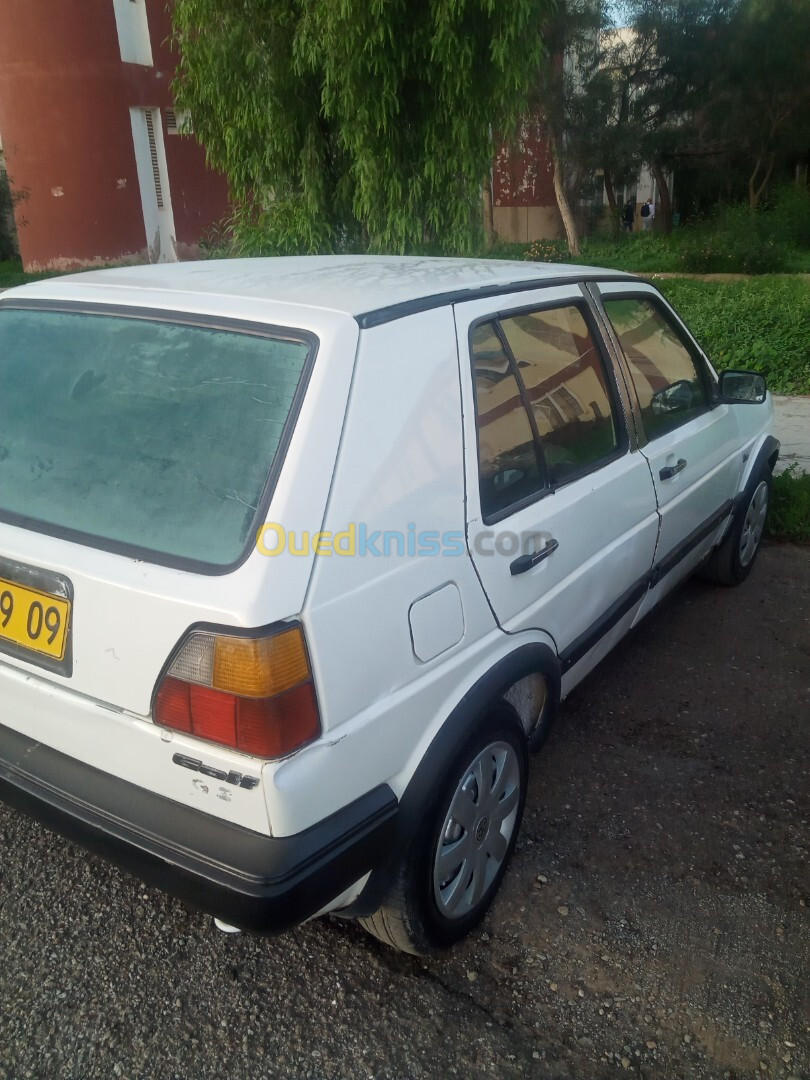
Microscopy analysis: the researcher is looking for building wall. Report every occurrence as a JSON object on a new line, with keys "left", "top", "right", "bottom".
{"left": 0, "top": 0, "right": 229, "bottom": 271}
{"left": 492, "top": 115, "right": 562, "bottom": 244}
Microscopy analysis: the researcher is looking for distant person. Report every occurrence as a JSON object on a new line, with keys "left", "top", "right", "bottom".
{"left": 641, "top": 198, "right": 655, "bottom": 231}
{"left": 622, "top": 199, "right": 634, "bottom": 233}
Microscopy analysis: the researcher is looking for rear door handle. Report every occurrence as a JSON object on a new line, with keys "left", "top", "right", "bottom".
{"left": 659, "top": 458, "right": 687, "bottom": 480}
{"left": 510, "top": 538, "right": 559, "bottom": 575}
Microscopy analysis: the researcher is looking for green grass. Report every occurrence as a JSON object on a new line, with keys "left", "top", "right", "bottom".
{"left": 654, "top": 276, "right": 810, "bottom": 395}
{"left": 516, "top": 230, "right": 810, "bottom": 276}
{"left": 573, "top": 234, "right": 686, "bottom": 273}
{"left": 767, "top": 466, "right": 810, "bottom": 544}
{"left": 0, "top": 260, "right": 64, "bottom": 289}
{"left": 487, "top": 241, "right": 810, "bottom": 394}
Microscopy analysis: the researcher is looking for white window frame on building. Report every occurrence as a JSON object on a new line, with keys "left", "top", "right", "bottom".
{"left": 113, "top": 0, "right": 153, "bottom": 66}
{"left": 129, "top": 107, "right": 177, "bottom": 262}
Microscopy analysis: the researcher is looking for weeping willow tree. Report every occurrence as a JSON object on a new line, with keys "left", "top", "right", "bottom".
{"left": 172, "top": 0, "right": 554, "bottom": 254}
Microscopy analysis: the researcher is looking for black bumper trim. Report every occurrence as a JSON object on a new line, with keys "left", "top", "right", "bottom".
{"left": 0, "top": 723, "right": 398, "bottom": 932}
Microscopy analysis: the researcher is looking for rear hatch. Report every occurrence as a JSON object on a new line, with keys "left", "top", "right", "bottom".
{"left": 0, "top": 292, "right": 356, "bottom": 717}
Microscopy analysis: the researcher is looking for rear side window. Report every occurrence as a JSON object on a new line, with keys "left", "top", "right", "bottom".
{"left": 602, "top": 297, "right": 710, "bottom": 439}
{"left": 0, "top": 306, "right": 313, "bottom": 569}
{"left": 470, "top": 303, "right": 622, "bottom": 520}
{"left": 471, "top": 322, "right": 545, "bottom": 518}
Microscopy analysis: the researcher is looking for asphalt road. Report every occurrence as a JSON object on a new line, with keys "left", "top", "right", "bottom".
{"left": 1, "top": 543, "right": 808, "bottom": 1080}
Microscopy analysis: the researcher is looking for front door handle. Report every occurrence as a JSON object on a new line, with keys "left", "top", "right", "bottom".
{"left": 510, "top": 538, "right": 559, "bottom": 576}
{"left": 659, "top": 458, "right": 687, "bottom": 480}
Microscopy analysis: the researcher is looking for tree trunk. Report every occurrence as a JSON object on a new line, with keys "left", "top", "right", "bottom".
{"left": 549, "top": 131, "right": 579, "bottom": 257}
{"left": 482, "top": 174, "right": 496, "bottom": 248}
{"left": 603, "top": 168, "right": 617, "bottom": 216}
{"left": 651, "top": 160, "right": 672, "bottom": 233}
{"left": 749, "top": 154, "right": 775, "bottom": 208}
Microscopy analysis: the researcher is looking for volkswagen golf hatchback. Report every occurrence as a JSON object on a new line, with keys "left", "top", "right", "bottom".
{"left": 0, "top": 257, "right": 778, "bottom": 953}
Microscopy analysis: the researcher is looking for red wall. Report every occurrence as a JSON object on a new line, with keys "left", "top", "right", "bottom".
{"left": 493, "top": 115, "right": 557, "bottom": 208}
{"left": 0, "top": 0, "right": 229, "bottom": 270}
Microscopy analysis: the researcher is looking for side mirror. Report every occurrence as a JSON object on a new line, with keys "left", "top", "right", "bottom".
{"left": 651, "top": 379, "right": 694, "bottom": 415}
{"left": 718, "top": 370, "right": 767, "bottom": 404}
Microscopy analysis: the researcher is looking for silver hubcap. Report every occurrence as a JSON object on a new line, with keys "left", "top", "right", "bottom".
{"left": 433, "top": 740, "right": 521, "bottom": 920}
{"left": 739, "top": 480, "right": 768, "bottom": 567}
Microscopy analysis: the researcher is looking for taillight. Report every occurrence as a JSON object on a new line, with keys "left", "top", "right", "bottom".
{"left": 154, "top": 625, "right": 320, "bottom": 758}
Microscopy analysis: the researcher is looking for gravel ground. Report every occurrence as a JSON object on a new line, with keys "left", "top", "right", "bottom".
{"left": 1, "top": 543, "right": 808, "bottom": 1080}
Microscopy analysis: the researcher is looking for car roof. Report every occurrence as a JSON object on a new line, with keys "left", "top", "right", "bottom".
{"left": 5, "top": 256, "right": 635, "bottom": 327}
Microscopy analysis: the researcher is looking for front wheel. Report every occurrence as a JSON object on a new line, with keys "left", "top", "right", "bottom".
{"left": 702, "top": 467, "right": 771, "bottom": 586}
{"left": 360, "top": 710, "right": 528, "bottom": 955}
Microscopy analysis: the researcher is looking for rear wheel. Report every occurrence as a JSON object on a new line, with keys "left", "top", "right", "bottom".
{"left": 702, "top": 467, "right": 771, "bottom": 586}
{"left": 360, "top": 709, "right": 528, "bottom": 955}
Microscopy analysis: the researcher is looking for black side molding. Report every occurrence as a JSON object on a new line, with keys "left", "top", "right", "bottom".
{"left": 650, "top": 499, "right": 734, "bottom": 586}
{"left": 559, "top": 575, "right": 650, "bottom": 673}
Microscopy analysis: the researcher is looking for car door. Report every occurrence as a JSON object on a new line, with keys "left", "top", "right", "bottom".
{"left": 591, "top": 283, "right": 744, "bottom": 616}
{"left": 455, "top": 284, "right": 660, "bottom": 684}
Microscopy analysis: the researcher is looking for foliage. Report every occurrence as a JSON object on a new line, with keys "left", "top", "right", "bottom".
{"left": 656, "top": 276, "right": 810, "bottom": 394}
{"left": 573, "top": 233, "right": 683, "bottom": 271}
{"left": 524, "top": 237, "right": 569, "bottom": 262}
{"left": 606, "top": 0, "right": 740, "bottom": 228}
{"left": 604, "top": 0, "right": 810, "bottom": 214}
{"left": 526, "top": 0, "right": 614, "bottom": 255}
{"left": 172, "top": 0, "right": 553, "bottom": 255}
{"left": 225, "top": 200, "right": 339, "bottom": 257}
{"left": 770, "top": 183, "right": 810, "bottom": 251}
{"left": 678, "top": 206, "right": 787, "bottom": 274}
{"left": 767, "top": 465, "right": 810, "bottom": 545}
{"left": 0, "top": 162, "right": 17, "bottom": 261}
{"left": 517, "top": 201, "right": 808, "bottom": 274}
{"left": 708, "top": 0, "right": 810, "bottom": 208}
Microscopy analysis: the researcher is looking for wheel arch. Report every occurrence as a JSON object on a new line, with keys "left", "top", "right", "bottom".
{"left": 738, "top": 434, "right": 780, "bottom": 502}
{"left": 340, "top": 641, "right": 560, "bottom": 918}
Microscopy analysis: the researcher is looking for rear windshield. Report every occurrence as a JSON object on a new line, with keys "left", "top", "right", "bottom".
{"left": 0, "top": 305, "right": 313, "bottom": 569}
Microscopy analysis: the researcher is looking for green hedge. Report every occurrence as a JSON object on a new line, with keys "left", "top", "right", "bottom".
{"left": 767, "top": 467, "right": 810, "bottom": 544}
{"left": 655, "top": 277, "right": 810, "bottom": 396}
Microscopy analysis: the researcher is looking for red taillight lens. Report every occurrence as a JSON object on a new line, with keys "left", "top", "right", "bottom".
{"left": 154, "top": 626, "right": 321, "bottom": 759}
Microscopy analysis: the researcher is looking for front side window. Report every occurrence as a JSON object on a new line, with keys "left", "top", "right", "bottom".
{"left": 470, "top": 304, "right": 622, "bottom": 520}
{"left": 602, "top": 297, "right": 710, "bottom": 440}
{"left": 0, "top": 306, "right": 313, "bottom": 568}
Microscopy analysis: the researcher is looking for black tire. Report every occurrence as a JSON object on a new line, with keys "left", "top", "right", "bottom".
{"left": 359, "top": 708, "right": 528, "bottom": 955}
{"left": 701, "top": 466, "right": 772, "bottom": 586}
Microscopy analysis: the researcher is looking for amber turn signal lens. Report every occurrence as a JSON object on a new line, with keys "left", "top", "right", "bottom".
{"left": 213, "top": 627, "right": 310, "bottom": 698}
{"left": 155, "top": 624, "right": 321, "bottom": 759}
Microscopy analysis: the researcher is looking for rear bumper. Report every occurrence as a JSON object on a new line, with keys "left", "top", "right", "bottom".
{"left": 0, "top": 722, "right": 397, "bottom": 931}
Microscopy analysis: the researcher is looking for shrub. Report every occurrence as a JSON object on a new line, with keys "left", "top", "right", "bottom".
{"left": 767, "top": 465, "right": 810, "bottom": 544}
{"left": 227, "top": 201, "right": 337, "bottom": 257}
{"left": 679, "top": 205, "right": 788, "bottom": 274}
{"left": 0, "top": 165, "right": 17, "bottom": 261}
{"left": 524, "top": 237, "right": 568, "bottom": 263}
{"left": 770, "top": 183, "right": 810, "bottom": 250}
{"left": 485, "top": 241, "right": 536, "bottom": 261}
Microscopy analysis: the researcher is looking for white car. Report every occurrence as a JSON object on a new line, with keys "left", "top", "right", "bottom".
{"left": 0, "top": 256, "right": 777, "bottom": 954}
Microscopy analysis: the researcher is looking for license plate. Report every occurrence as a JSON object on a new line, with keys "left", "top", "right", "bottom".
{"left": 0, "top": 575, "right": 71, "bottom": 660}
